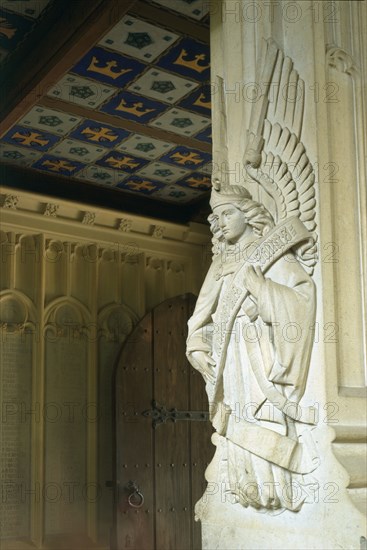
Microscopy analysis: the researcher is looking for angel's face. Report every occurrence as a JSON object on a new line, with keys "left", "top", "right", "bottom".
{"left": 213, "top": 204, "right": 252, "bottom": 243}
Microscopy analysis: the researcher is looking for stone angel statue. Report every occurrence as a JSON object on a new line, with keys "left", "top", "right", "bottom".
{"left": 186, "top": 39, "right": 320, "bottom": 513}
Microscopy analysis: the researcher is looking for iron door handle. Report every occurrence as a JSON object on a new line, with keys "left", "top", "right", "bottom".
{"left": 126, "top": 480, "right": 144, "bottom": 508}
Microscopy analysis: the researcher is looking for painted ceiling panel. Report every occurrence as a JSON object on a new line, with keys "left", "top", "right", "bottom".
{"left": 0, "top": 1, "right": 213, "bottom": 206}
{"left": 0, "top": 0, "right": 53, "bottom": 62}
{"left": 98, "top": 15, "right": 179, "bottom": 62}
{"left": 148, "top": 0, "right": 210, "bottom": 21}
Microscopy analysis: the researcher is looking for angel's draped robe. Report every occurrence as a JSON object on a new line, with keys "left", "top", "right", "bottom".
{"left": 187, "top": 236, "right": 316, "bottom": 510}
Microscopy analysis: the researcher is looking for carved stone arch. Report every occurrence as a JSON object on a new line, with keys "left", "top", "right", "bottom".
{"left": 44, "top": 296, "right": 91, "bottom": 339}
{"left": 0, "top": 290, "right": 37, "bottom": 541}
{"left": 0, "top": 289, "right": 37, "bottom": 328}
{"left": 98, "top": 302, "right": 138, "bottom": 344}
{"left": 43, "top": 296, "right": 93, "bottom": 543}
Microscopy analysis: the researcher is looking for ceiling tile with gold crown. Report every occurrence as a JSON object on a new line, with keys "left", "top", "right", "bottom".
{"left": 100, "top": 90, "right": 168, "bottom": 123}
{"left": 71, "top": 46, "right": 147, "bottom": 88}
{"left": 156, "top": 37, "right": 210, "bottom": 81}
{"left": 178, "top": 83, "right": 211, "bottom": 116}
{"left": 98, "top": 15, "right": 179, "bottom": 63}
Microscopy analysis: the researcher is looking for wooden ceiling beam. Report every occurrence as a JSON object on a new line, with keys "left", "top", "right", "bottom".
{"left": 39, "top": 96, "right": 212, "bottom": 153}
{"left": 130, "top": 1, "right": 210, "bottom": 42}
{"left": 0, "top": 163, "right": 209, "bottom": 224}
{"left": 0, "top": 0, "right": 138, "bottom": 135}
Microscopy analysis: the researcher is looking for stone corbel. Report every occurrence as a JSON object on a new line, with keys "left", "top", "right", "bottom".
{"left": 326, "top": 45, "right": 359, "bottom": 76}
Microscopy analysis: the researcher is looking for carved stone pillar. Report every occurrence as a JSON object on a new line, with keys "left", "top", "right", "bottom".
{"left": 189, "top": 1, "right": 366, "bottom": 548}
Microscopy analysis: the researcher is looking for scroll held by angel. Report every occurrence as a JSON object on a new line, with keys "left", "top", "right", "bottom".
{"left": 186, "top": 39, "right": 320, "bottom": 513}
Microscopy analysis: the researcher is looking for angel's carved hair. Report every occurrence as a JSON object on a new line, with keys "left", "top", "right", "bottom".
{"left": 238, "top": 199, "right": 274, "bottom": 236}
{"left": 208, "top": 187, "right": 274, "bottom": 241}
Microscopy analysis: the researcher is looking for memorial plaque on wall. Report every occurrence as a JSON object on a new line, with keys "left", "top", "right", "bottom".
{"left": 0, "top": 328, "right": 32, "bottom": 540}
{"left": 97, "top": 306, "right": 135, "bottom": 545}
{"left": 44, "top": 304, "right": 88, "bottom": 537}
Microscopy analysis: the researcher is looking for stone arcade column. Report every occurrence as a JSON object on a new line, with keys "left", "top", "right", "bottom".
{"left": 188, "top": 1, "right": 367, "bottom": 549}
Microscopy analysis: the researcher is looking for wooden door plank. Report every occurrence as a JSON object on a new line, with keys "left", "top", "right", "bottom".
{"left": 188, "top": 294, "right": 214, "bottom": 550}
{"left": 153, "top": 296, "right": 192, "bottom": 550}
{"left": 115, "top": 313, "right": 154, "bottom": 550}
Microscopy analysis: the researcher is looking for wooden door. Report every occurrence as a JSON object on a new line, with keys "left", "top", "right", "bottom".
{"left": 113, "top": 294, "right": 213, "bottom": 550}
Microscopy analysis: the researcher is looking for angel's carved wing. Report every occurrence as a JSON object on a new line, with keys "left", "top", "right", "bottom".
{"left": 244, "top": 39, "right": 317, "bottom": 274}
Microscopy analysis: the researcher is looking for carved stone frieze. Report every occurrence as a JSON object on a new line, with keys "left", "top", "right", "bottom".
{"left": 82, "top": 211, "right": 96, "bottom": 225}
{"left": 152, "top": 225, "right": 166, "bottom": 239}
{"left": 2, "top": 194, "right": 19, "bottom": 209}
{"left": 118, "top": 218, "right": 133, "bottom": 232}
{"left": 44, "top": 203, "right": 59, "bottom": 217}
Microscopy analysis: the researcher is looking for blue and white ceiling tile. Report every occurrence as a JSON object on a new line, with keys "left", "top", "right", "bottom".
{"left": 18, "top": 106, "right": 83, "bottom": 136}
{"left": 47, "top": 74, "right": 117, "bottom": 108}
{"left": 101, "top": 90, "right": 167, "bottom": 123}
{"left": 32, "top": 155, "right": 85, "bottom": 176}
{"left": 0, "top": 143, "right": 41, "bottom": 166}
{"left": 135, "top": 161, "right": 190, "bottom": 184}
{"left": 194, "top": 125, "right": 212, "bottom": 143}
{"left": 117, "top": 176, "right": 165, "bottom": 195}
{"left": 159, "top": 145, "right": 211, "bottom": 169}
{"left": 149, "top": 107, "right": 210, "bottom": 137}
{"left": 74, "top": 165, "right": 126, "bottom": 186}
{"left": 178, "top": 83, "right": 211, "bottom": 116}
{"left": 177, "top": 172, "right": 212, "bottom": 190}
{"left": 127, "top": 67, "right": 198, "bottom": 104}
{"left": 96, "top": 151, "right": 149, "bottom": 173}
{"left": 69, "top": 120, "right": 130, "bottom": 148}
{"left": 1, "top": 0, "right": 52, "bottom": 19}
{"left": 71, "top": 46, "right": 146, "bottom": 88}
{"left": 153, "top": 184, "right": 203, "bottom": 203}
{"left": 148, "top": 0, "right": 210, "bottom": 21}
{"left": 99, "top": 15, "right": 179, "bottom": 62}
{"left": 156, "top": 37, "right": 210, "bottom": 81}
{"left": 2, "top": 125, "right": 61, "bottom": 151}
{"left": 0, "top": 8, "right": 34, "bottom": 50}
{"left": 116, "top": 134, "right": 174, "bottom": 160}
{"left": 49, "top": 138, "right": 107, "bottom": 163}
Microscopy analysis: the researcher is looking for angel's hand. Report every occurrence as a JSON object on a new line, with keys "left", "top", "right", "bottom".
{"left": 243, "top": 265, "right": 265, "bottom": 299}
{"left": 188, "top": 350, "right": 216, "bottom": 384}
